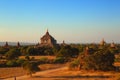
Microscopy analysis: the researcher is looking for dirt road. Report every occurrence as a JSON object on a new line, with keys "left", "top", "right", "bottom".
{"left": 3, "top": 66, "right": 68, "bottom": 80}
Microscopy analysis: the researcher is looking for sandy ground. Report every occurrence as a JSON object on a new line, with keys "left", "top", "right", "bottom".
{"left": 3, "top": 66, "right": 117, "bottom": 80}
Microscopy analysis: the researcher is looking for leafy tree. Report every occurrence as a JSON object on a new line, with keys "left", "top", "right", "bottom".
{"left": 57, "top": 46, "right": 70, "bottom": 58}
{"left": 69, "top": 59, "right": 80, "bottom": 70}
{"left": 0, "top": 47, "right": 9, "bottom": 55}
{"left": 16, "top": 59, "right": 25, "bottom": 66}
{"left": 26, "top": 47, "right": 35, "bottom": 55}
{"left": 22, "top": 61, "right": 40, "bottom": 77}
{"left": 20, "top": 46, "right": 28, "bottom": 55}
{"left": 71, "top": 47, "right": 79, "bottom": 57}
{"left": 57, "top": 45, "right": 79, "bottom": 58}
{"left": 5, "top": 48, "right": 21, "bottom": 60}
{"left": 82, "top": 49, "right": 115, "bottom": 71}
{"left": 109, "top": 47, "right": 119, "bottom": 54}
{"left": 44, "top": 48, "right": 53, "bottom": 55}
{"left": 52, "top": 46, "right": 60, "bottom": 55}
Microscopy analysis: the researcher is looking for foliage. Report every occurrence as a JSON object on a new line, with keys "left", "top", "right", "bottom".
{"left": 109, "top": 48, "right": 119, "bottom": 54}
{"left": 39, "top": 57, "right": 49, "bottom": 63}
{"left": 20, "top": 46, "right": 28, "bottom": 55}
{"left": 5, "top": 48, "right": 21, "bottom": 60}
{"left": 22, "top": 61, "right": 40, "bottom": 77}
{"left": 25, "top": 54, "right": 30, "bottom": 60}
{"left": 53, "top": 57, "right": 65, "bottom": 63}
{"left": 57, "top": 45, "right": 79, "bottom": 58}
{"left": 81, "top": 49, "right": 115, "bottom": 71}
{"left": 115, "top": 54, "right": 120, "bottom": 62}
{"left": 16, "top": 59, "right": 25, "bottom": 66}
{"left": 0, "top": 47, "right": 9, "bottom": 55}
{"left": 69, "top": 59, "right": 80, "bottom": 70}
{"left": 26, "top": 47, "right": 36, "bottom": 55}
{"left": 44, "top": 49, "right": 53, "bottom": 55}
{"left": 6, "top": 60, "right": 17, "bottom": 67}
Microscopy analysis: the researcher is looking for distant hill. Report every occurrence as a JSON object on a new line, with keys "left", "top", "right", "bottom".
{"left": 0, "top": 42, "right": 35, "bottom": 46}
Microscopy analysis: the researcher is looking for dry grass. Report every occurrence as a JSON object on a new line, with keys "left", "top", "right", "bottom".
{"left": 21, "top": 67, "right": 118, "bottom": 80}
{"left": 19, "top": 56, "right": 56, "bottom": 60}
{"left": 39, "top": 64, "right": 66, "bottom": 71}
{"left": 1, "top": 62, "right": 120, "bottom": 80}
{"left": 0, "top": 67, "right": 26, "bottom": 79}
{"left": 0, "top": 64, "right": 65, "bottom": 79}
{"left": 114, "top": 62, "right": 120, "bottom": 66}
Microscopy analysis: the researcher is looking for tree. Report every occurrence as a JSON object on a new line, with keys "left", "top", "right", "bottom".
{"left": 57, "top": 45, "right": 79, "bottom": 58}
{"left": 26, "top": 46, "right": 38, "bottom": 55}
{"left": 22, "top": 61, "right": 40, "bottom": 77}
{"left": 20, "top": 46, "right": 28, "bottom": 55}
{"left": 57, "top": 46, "right": 70, "bottom": 58}
{"left": 0, "top": 47, "right": 9, "bottom": 55}
{"left": 5, "top": 48, "right": 21, "bottom": 60}
{"left": 44, "top": 49, "right": 53, "bottom": 55}
{"left": 6, "top": 60, "right": 17, "bottom": 67}
{"left": 71, "top": 47, "right": 79, "bottom": 57}
{"left": 81, "top": 49, "right": 115, "bottom": 71}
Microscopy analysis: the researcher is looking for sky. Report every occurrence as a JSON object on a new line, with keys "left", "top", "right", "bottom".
{"left": 0, "top": 0, "right": 120, "bottom": 43}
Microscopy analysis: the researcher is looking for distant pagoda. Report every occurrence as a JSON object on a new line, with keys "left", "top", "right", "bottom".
{"left": 100, "top": 38, "right": 106, "bottom": 46}
{"left": 110, "top": 41, "right": 116, "bottom": 48}
{"left": 40, "top": 29, "right": 57, "bottom": 47}
{"left": 4, "top": 42, "right": 9, "bottom": 48}
{"left": 17, "top": 42, "right": 21, "bottom": 47}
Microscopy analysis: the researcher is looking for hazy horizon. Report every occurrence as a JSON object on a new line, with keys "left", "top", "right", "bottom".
{"left": 0, "top": 0, "right": 120, "bottom": 43}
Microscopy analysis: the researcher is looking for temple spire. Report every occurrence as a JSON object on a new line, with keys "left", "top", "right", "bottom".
{"left": 46, "top": 28, "right": 49, "bottom": 35}
{"left": 17, "top": 42, "right": 20, "bottom": 47}
{"left": 47, "top": 28, "right": 48, "bottom": 32}
{"left": 100, "top": 38, "right": 106, "bottom": 46}
{"left": 4, "top": 42, "right": 8, "bottom": 48}
{"left": 110, "top": 40, "right": 115, "bottom": 48}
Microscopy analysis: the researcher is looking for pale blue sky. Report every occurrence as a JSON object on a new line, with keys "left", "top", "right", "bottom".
{"left": 0, "top": 0, "right": 120, "bottom": 43}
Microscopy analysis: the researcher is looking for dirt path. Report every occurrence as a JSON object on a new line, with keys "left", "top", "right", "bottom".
{"left": 3, "top": 66, "right": 68, "bottom": 80}
{"left": 2, "top": 66, "right": 115, "bottom": 80}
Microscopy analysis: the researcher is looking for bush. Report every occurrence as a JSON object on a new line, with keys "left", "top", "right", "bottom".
{"left": 0, "top": 61, "right": 6, "bottom": 67}
{"left": 22, "top": 61, "right": 40, "bottom": 77}
{"left": 16, "top": 59, "right": 25, "bottom": 66}
{"left": 6, "top": 60, "right": 17, "bottom": 67}
{"left": 25, "top": 55, "right": 30, "bottom": 60}
{"left": 69, "top": 59, "right": 80, "bottom": 70}
{"left": 39, "top": 57, "right": 48, "bottom": 63}
{"left": 5, "top": 48, "right": 21, "bottom": 60}
{"left": 81, "top": 49, "right": 115, "bottom": 71}
{"left": 53, "top": 57, "right": 65, "bottom": 63}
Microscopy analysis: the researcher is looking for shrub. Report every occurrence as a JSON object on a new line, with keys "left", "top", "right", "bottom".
{"left": 22, "top": 61, "right": 40, "bottom": 77}
{"left": 25, "top": 55, "right": 30, "bottom": 60}
{"left": 39, "top": 57, "right": 48, "bottom": 63}
{"left": 53, "top": 57, "right": 65, "bottom": 63}
{"left": 69, "top": 59, "right": 80, "bottom": 70}
{"left": 6, "top": 60, "right": 17, "bottom": 67}
{"left": 82, "top": 49, "right": 115, "bottom": 71}
{"left": 16, "top": 59, "right": 25, "bottom": 66}
{"left": 5, "top": 48, "right": 21, "bottom": 60}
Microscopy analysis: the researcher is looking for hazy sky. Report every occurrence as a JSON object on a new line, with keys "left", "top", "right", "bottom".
{"left": 0, "top": 0, "right": 120, "bottom": 43}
